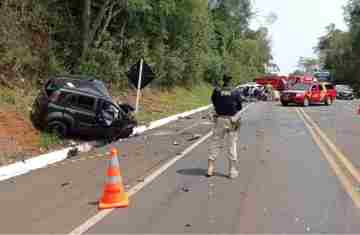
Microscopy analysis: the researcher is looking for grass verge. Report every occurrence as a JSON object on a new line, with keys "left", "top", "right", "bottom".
{"left": 135, "top": 83, "right": 212, "bottom": 124}
{"left": 39, "top": 132, "right": 64, "bottom": 151}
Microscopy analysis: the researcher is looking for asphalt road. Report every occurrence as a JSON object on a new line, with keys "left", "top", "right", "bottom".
{"left": 1, "top": 100, "right": 360, "bottom": 233}
{"left": 87, "top": 100, "right": 360, "bottom": 234}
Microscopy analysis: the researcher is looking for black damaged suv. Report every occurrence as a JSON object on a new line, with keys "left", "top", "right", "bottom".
{"left": 30, "top": 75, "right": 137, "bottom": 140}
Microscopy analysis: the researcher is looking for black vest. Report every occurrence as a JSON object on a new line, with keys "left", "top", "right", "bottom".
{"left": 212, "top": 87, "right": 242, "bottom": 116}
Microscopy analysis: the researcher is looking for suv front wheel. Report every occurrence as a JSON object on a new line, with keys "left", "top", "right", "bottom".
{"left": 47, "top": 120, "right": 69, "bottom": 138}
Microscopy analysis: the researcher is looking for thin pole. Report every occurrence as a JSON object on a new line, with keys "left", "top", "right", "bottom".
{"left": 135, "top": 58, "right": 144, "bottom": 113}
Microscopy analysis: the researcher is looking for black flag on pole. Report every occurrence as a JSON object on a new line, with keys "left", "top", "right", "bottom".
{"left": 126, "top": 59, "right": 155, "bottom": 89}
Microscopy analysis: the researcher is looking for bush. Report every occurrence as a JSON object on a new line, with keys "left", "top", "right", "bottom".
{"left": 0, "top": 0, "right": 48, "bottom": 81}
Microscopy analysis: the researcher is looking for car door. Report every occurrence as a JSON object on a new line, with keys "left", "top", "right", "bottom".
{"left": 64, "top": 94, "right": 97, "bottom": 135}
{"left": 310, "top": 84, "right": 321, "bottom": 103}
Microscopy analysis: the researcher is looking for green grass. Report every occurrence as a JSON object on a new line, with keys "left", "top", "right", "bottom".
{"left": 0, "top": 88, "right": 17, "bottom": 105}
{"left": 39, "top": 132, "right": 63, "bottom": 150}
{"left": 0, "top": 86, "right": 37, "bottom": 117}
{"left": 136, "top": 83, "right": 212, "bottom": 124}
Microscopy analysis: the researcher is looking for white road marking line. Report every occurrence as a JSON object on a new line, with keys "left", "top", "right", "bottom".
{"left": 68, "top": 104, "right": 253, "bottom": 235}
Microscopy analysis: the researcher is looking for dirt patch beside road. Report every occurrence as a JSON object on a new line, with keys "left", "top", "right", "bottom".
{"left": 0, "top": 105, "right": 41, "bottom": 165}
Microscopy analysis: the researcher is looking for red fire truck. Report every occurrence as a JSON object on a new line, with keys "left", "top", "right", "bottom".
{"left": 254, "top": 74, "right": 288, "bottom": 91}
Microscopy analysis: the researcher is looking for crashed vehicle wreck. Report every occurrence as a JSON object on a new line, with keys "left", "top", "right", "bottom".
{"left": 30, "top": 75, "right": 137, "bottom": 141}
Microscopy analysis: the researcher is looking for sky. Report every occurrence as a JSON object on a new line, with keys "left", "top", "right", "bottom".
{"left": 250, "top": 0, "right": 348, "bottom": 74}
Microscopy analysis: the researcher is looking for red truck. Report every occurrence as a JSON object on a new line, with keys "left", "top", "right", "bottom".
{"left": 286, "top": 74, "right": 316, "bottom": 88}
{"left": 280, "top": 82, "right": 336, "bottom": 106}
{"left": 255, "top": 75, "right": 288, "bottom": 91}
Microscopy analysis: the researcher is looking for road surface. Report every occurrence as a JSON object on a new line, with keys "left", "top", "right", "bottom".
{"left": 1, "top": 100, "right": 360, "bottom": 233}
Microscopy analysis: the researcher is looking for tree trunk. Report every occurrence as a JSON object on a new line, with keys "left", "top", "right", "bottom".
{"left": 88, "top": 0, "right": 112, "bottom": 47}
{"left": 81, "top": 0, "right": 91, "bottom": 60}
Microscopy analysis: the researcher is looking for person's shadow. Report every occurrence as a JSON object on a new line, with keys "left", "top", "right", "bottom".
{"left": 177, "top": 168, "right": 228, "bottom": 178}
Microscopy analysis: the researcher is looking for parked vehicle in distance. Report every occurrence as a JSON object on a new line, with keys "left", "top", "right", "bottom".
{"left": 313, "top": 70, "right": 332, "bottom": 83}
{"left": 30, "top": 75, "right": 137, "bottom": 141}
{"left": 236, "top": 82, "right": 266, "bottom": 101}
{"left": 280, "top": 82, "right": 334, "bottom": 107}
{"left": 335, "top": 84, "right": 354, "bottom": 100}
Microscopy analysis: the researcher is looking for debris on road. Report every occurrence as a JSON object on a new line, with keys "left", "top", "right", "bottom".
{"left": 68, "top": 140, "right": 77, "bottom": 147}
{"left": 61, "top": 182, "right": 71, "bottom": 187}
{"left": 67, "top": 148, "right": 79, "bottom": 158}
{"left": 185, "top": 224, "right": 192, "bottom": 227}
{"left": 173, "top": 141, "right": 180, "bottom": 146}
{"left": 187, "top": 134, "right": 202, "bottom": 141}
{"left": 182, "top": 187, "right": 190, "bottom": 192}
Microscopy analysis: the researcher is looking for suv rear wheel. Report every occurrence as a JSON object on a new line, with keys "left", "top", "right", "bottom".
{"left": 47, "top": 121, "right": 69, "bottom": 138}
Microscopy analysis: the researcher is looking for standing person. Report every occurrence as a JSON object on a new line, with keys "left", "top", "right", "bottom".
{"left": 208, "top": 74, "right": 243, "bottom": 179}
{"left": 265, "top": 83, "right": 274, "bottom": 101}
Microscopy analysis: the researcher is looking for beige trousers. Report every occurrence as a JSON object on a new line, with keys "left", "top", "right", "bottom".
{"left": 209, "top": 116, "right": 239, "bottom": 162}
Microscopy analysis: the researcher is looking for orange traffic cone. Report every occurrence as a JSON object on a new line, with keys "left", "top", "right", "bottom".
{"left": 98, "top": 148, "right": 129, "bottom": 209}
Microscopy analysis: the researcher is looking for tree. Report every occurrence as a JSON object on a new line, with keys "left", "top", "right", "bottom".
{"left": 316, "top": 23, "right": 357, "bottom": 85}
{"left": 81, "top": 0, "right": 130, "bottom": 59}
{"left": 47, "top": 0, "right": 272, "bottom": 87}
{"left": 297, "top": 57, "right": 319, "bottom": 74}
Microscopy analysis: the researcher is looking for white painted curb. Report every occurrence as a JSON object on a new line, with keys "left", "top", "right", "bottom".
{"left": 0, "top": 105, "right": 212, "bottom": 182}
{"left": 132, "top": 105, "right": 212, "bottom": 135}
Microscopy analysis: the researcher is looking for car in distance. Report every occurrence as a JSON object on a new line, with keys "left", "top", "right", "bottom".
{"left": 335, "top": 84, "right": 354, "bottom": 100}
{"left": 280, "top": 82, "right": 334, "bottom": 107}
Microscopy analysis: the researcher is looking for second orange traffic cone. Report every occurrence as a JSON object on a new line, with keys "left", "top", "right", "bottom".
{"left": 99, "top": 148, "right": 129, "bottom": 209}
